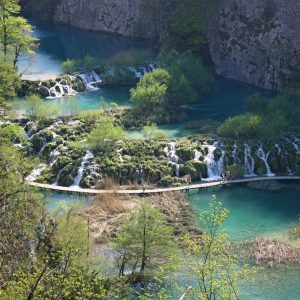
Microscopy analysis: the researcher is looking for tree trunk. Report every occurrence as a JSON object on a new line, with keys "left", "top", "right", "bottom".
{"left": 140, "top": 209, "right": 147, "bottom": 272}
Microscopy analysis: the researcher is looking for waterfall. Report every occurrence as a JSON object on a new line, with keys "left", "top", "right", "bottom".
{"left": 48, "top": 149, "right": 60, "bottom": 165}
{"left": 117, "top": 148, "right": 124, "bottom": 162}
{"left": 281, "top": 150, "right": 293, "bottom": 176}
{"left": 72, "top": 151, "right": 94, "bottom": 187}
{"left": 128, "top": 67, "right": 143, "bottom": 78}
{"left": 232, "top": 142, "right": 241, "bottom": 165}
{"left": 244, "top": 144, "right": 255, "bottom": 176}
{"left": 194, "top": 149, "right": 202, "bottom": 161}
{"left": 78, "top": 71, "right": 102, "bottom": 90}
{"left": 47, "top": 80, "right": 77, "bottom": 98}
{"left": 39, "top": 137, "right": 47, "bottom": 154}
{"left": 292, "top": 137, "right": 300, "bottom": 154}
{"left": 203, "top": 142, "right": 225, "bottom": 181}
{"left": 256, "top": 144, "right": 275, "bottom": 177}
{"left": 275, "top": 144, "right": 281, "bottom": 155}
{"left": 26, "top": 164, "right": 47, "bottom": 182}
{"left": 53, "top": 169, "right": 63, "bottom": 186}
{"left": 128, "top": 64, "right": 156, "bottom": 78}
{"left": 164, "top": 142, "right": 180, "bottom": 177}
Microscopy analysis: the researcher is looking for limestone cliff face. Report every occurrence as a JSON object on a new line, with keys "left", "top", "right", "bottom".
{"left": 207, "top": 0, "right": 300, "bottom": 90}
{"left": 21, "top": 0, "right": 300, "bottom": 89}
{"left": 53, "top": 0, "right": 173, "bottom": 41}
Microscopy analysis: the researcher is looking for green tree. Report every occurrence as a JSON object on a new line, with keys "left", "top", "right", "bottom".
{"left": 181, "top": 196, "right": 257, "bottom": 299}
{"left": 0, "top": 205, "right": 110, "bottom": 299}
{"left": 114, "top": 203, "right": 178, "bottom": 276}
{"left": 61, "top": 58, "right": 77, "bottom": 73}
{"left": 161, "top": 51, "right": 214, "bottom": 105}
{"left": 168, "top": 0, "right": 216, "bottom": 53}
{"left": 142, "top": 123, "right": 167, "bottom": 139}
{"left": 26, "top": 94, "right": 59, "bottom": 121}
{"left": 130, "top": 68, "right": 171, "bottom": 121}
{"left": 0, "top": 125, "right": 42, "bottom": 285}
{"left": 87, "top": 116, "right": 124, "bottom": 150}
{"left": 0, "top": 0, "right": 37, "bottom": 66}
{"left": 0, "top": 59, "right": 20, "bottom": 104}
{"left": 217, "top": 113, "right": 263, "bottom": 139}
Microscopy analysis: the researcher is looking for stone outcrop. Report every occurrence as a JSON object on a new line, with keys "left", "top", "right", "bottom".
{"left": 21, "top": 0, "right": 300, "bottom": 89}
{"left": 207, "top": 0, "right": 300, "bottom": 90}
{"left": 53, "top": 0, "right": 176, "bottom": 41}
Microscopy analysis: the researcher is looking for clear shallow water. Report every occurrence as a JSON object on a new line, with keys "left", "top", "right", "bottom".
{"left": 188, "top": 184, "right": 300, "bottom": 300}
{"left": 13, "top": 87, "right": 130, "bottom": 114}
{"left": 188, "top": 184, "right": 300, "bottom": 241}
{"left": 42, "top": 191, "right": 91, "bottom": 210}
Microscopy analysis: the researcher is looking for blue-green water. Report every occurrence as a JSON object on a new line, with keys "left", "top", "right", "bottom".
{"left": 19, "top": 19, "right": 152, "bottom": 76}
{"left": 188, "top": 184, "right": 300, "bottom": 241}
{"left": 42, "top": 191, "right": 90, "bottom": 210}
{"left": 13, "top": 87, "right": 130, "bottom": 113}
{"left": 188, "top": 184, "right": 300, "bottom": 300}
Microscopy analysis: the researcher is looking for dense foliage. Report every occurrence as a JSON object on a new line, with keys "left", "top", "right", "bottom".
{"left": 166, "top": 0, "right": 217, "bottom": 54}
{"left": 217, "top": 87, "right": 300, "bottom": 139}
{"left": 115, "top": 203, "right": 178, "bottom": 276}
{"left": 87, "top": 116, "right": 125, "bottom": 150}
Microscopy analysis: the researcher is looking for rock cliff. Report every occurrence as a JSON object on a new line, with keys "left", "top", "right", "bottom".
{"left": 207, "top": 0, "right": 300, "bottom": 90}
{"left": 21, "top": 0, "right": 300, "bottom": 90}
{"left": 53, "top": 0, "right": 175, "bottom": 41}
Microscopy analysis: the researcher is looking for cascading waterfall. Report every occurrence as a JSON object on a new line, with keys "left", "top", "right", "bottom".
{"left": 203, "top": 142, "right": 225, "bottom": 181}
{"left": 283, "top": 150, "right": 294, "bottom": 175}
{"left": 256, "top": 144, "right": 275, "bottom": 176}
{"left": 128, "top": 67, "right": 143, "bottom": 78}
{"left": 53, "top": 169, "right": 63, "bottom": 186}
{"left": 232, "top": 142, "right": 241, "bottom": 166}
{"left": 164, "top": 142, "right": 180, "bottom": 177}
{"left": 128, "top": 64, "right": 157, "bottom": 78}
{"left": 78, "top": 71, "right": 102, "bottom": 90}
{"left": 244, "top": 144, "right": 255, "bottom": 176}
{"left": 291, "top": 137, "right": 300, "bottom": 154}
{"left": 72, "top": 151, "right": 94, "bottom": 187}
{"left": 48, "top": 149, "right": 60, "bottom": 165}
{"left": 39, "top": 137, "right": 47, "bottom": 154}
{"left": 194, "top": 149, "right": 202, "bottom": 161}
{"left": 117, "top": 148, "right": 124, "bottom": 162}
{"left": 26, "top": 164, "right": 47, "bottom": 182}
{"left": 275, "top": 142, "right": 293, "bottom": 175}
{"left": 275, "top": 144, "right": 281, "bottom": 155}
{"left": 47, "top": 80, "right": 77, "bottom": 98}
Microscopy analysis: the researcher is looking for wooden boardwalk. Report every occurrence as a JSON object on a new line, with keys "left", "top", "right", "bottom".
{"left": 28, "top": 176, "right": 300, "bottom": 195}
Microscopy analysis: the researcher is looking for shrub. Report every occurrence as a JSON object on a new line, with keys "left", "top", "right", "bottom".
{"left": 217, "top": 113, "right": 262, "bottom": 139}
{"left": 227, "top": 165, "right": 244, "bottom": 179}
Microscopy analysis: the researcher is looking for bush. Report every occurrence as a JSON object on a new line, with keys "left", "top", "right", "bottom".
{"left": 61, "top": 59, "right": 77, "bottom": 73}
{"left": 130, "top": 68, "right": 171, "bottom": 121}
{"left": 227, "top": 165, "right": 244, "bottom": 179}
{"left": 217, "top": 113, "right": 262, "bottom": 139}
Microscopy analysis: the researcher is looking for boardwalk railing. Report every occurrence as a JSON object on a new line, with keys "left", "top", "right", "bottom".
{"left": 28, "top": 176, "right": 300, "bottom": 195}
